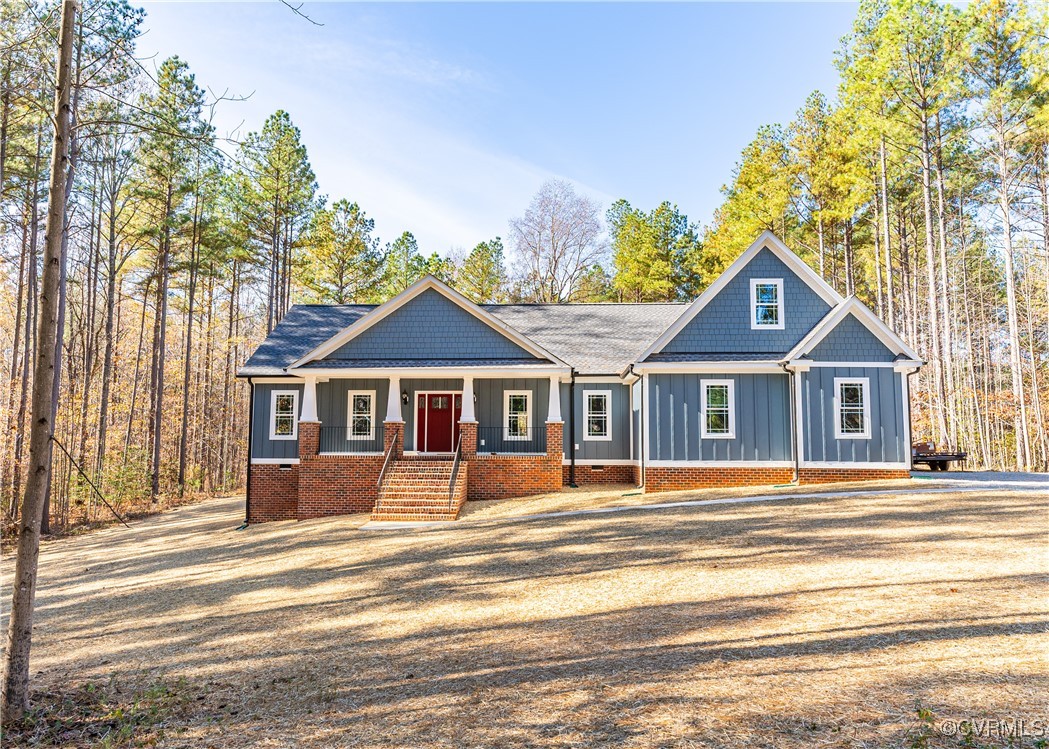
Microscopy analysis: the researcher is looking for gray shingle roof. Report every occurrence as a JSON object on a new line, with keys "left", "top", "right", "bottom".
{"left": 239, "top": 302, "right": 688, "bottom": 377}
{"left": 297, "top": 358, "right": 551, "bottom": 369}
{"left": 238, "top": 304, "right": 376, "bottom": 376}
{"left": 485, "top": 304, "right": 688, "bottom": 374}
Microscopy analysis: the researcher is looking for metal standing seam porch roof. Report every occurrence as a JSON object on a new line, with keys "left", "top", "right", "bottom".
{"left": 237, "top": 302, "right": 689, "bottom": 377}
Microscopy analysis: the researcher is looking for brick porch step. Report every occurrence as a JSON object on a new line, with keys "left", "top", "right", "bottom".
{"left": 373, "top": 459, "right": 467, "bottom": 521}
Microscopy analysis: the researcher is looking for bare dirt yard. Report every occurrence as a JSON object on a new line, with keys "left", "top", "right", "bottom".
{"left": 3, "top": 474, "right": 1047, "bottom": 748}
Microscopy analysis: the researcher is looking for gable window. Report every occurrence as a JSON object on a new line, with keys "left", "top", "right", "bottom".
{"left": 584, "top": 390, "right": 612, "bottom": 441}
{"left": 751, "top": 278, "right": 785, "bottom": 330}
{"left": 700, "top": 379, "right": 735, "bottom": 439}
{"left": 270, "top": 390, "right": 299, "bottom": 440}
{"left": 347, "top": 391, "right": 375, "bottom": 440}
{"left": 834, "top": 378, "right": 871, "bottom": 439}
{"left": 504, "top": 391, "right": 531, "bottom": 440}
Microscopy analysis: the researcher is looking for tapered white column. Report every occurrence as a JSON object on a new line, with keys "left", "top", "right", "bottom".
{"left": 300, "top": 375, "right": 319, "bottom": 422}
{"left": 547, "top": 376, "right": 562, "bottom": 423}
{"left": 386, "top": 375, "right": 403, "bottom": 422}
{"left": 461, "top": 376, "right": 476, "bottom": 422}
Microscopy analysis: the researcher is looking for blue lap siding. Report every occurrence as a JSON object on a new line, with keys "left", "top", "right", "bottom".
{"left": 662, "top": 248, "right": 831, "bottom": 354}
{"left": 326, "top": 289, "right": 541, "bottom": 361}
{"left": 808, "top": 314, "right": 898, "bottom": 362}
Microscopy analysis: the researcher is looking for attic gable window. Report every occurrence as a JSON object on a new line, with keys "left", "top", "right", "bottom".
{"left": 751, "top": 278, "right": 785, "bottom": 330}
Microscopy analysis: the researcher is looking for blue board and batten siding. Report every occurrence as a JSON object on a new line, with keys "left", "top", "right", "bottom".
{"left": 558, "top": 382, "right": 632, "bottom": 461}
{"left": 801, "top": 367, "right": 906, "bottom": 463}
{"left": 325, "top": 289, "right": 540, "bottom": 361}
{"left": 476, "top": 378, "right": 550, "bottom": 454}
{"left": 647, "top": 374, "right": 792, "bottom": 462}
{"left": 662, "top": 248, "right": 831, "bottom": 354}
{"left": 317, "top": 378, "right": 390, "bottom": 453}
{"left": 251, "top": 383, "right": 304, "bottom": 460}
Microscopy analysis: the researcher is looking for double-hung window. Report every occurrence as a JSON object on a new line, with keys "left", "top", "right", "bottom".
{"left": 700, "top": 379, "right": 735, "bottom": 439}
{"left": 750, "top": 278, "right": 784, "bottom": 330}
{"left": 347, "top": 391, "right": 375, "bottom": 440}
{"left": 834, "top": 378, "right": 871, "bottom": 439}
{"left": 270, "top": 390, "right": 299, "bottom": 440}
{"left": 504, "top": 391, "right": 530, "bottom": 440}
{"left": 584, "top": 391, "right": 612, "bottom": 441}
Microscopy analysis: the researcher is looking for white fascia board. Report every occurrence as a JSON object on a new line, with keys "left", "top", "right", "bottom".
{"left": 634, "top": 361, "right": 784, "bottom": 374}
{"left": 786, "top": 360, "right": 922, "bottom": 370}
{"left": 784, "top": 297, "right": 923, "bottom": 363}
{"left": 636, "top": 231, "right": 843, "bottom": 363}
{"left": 287, "top": 365, "right": 571, "bottom": 379}
{"left": 575, "top": 375, "right": 630, "bottom": 384}
{"left": 289, "top": 275, "right": 568, "bottom": 368}
{"left": 646, "top": 460, "right": 794, "bottom": 468}
{"left": 562, "top": 459, "right": 638, "bottom": 466}
{"left": 248, "top": 376, "right": 305, "bottom": 384}
{"left": 250, "top": 458, "right": 300, "bottom": 465}
{"left": 800, "top": 461, "right": 911, "bottom": 470}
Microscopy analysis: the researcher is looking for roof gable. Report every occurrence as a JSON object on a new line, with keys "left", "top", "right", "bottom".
{"left": 638, "top": 232, "right": 843, "bottom": 360}
{"left": 786, "top": 297, "right": 922, "bottom": 363}
{"left": 807, "top": 313, "right": 897, "bottom": 361}
{"left": 238, "top": 304, "right": 375, "bottom": 376}
{"left": 291, "top": 277, "right": 565, "bottom": 368}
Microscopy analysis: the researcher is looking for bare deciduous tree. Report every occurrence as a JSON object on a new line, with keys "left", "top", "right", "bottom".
{"left": 509, "top": 179, "right": 607, "bottom": 302}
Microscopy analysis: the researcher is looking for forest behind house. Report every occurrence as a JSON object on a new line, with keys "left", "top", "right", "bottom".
{"left": 2, "top": 0, "right": 1047, "bottom": 533}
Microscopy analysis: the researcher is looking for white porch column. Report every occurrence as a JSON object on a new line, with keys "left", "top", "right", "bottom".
{"left": 460, "top": 376, "right": 476, "bottom": 422}
{"left": 300, "top": 375, "right": 319, "bottom": 422}
{"left": 547, "top": 376, "right": 562, "bottom": 423}
{"left": 386, "top": 375, "right": 403, "bottom": 422}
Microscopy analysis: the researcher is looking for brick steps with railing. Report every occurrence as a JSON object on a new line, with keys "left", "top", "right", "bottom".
{"left": 372, "top": 459, "right": 468, "bottom": 521}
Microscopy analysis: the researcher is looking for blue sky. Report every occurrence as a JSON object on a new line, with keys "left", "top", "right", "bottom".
{"left": 138, "top": 2, "right": 857, "bottom": 255}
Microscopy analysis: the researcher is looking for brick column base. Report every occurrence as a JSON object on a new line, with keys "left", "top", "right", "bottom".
{"left": 298, "top": 421, "right": 320, "bottom": 457}
{"left": 460, "top": 421, "right": 477, "bottom": 458}
{"left": 384, "top": 420, "right": 404, "bottom": 457}
{"left": 546, "top": 421, "right": 563, "bottom": 459}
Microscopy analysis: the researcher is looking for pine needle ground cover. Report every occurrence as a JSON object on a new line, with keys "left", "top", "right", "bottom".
{"left": 4, "top": 483, "right": 1046, "bottom": 748}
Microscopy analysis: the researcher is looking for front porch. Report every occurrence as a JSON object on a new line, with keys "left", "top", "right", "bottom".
{"left": 249, "top": 368, "right": 568, "bottom": 523}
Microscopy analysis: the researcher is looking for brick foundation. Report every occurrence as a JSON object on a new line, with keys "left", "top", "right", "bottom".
{"left": 248, "top": 463, "right": 299, "bottom": 522}
{"left": 644, "top": 466, "right": 794, "bottom": 492}
{"left": 563, "top": 464, "right": 637, "bottom": 485}
{"left": 298, "top": 454, "right": 384, "bottom": 519}
{"left": 798, "top": 467, "right": 911, "bottom": 483}
{"left": 467, "top": 454, "right": 562, "bottom": 500}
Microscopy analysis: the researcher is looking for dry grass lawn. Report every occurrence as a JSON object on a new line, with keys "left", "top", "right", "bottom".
{"left": 3, "top": 479, "right": 1047, "bottom": 747}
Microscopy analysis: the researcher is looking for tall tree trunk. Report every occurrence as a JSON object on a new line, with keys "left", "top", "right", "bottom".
{"left": 934, "top": 116, "right": 956, "bottom": 445}
{"left": 2, "top": 0, "right": 76, "bottom": 721}
{"left": 879, "top": 135, "right": 895, "bottom": 328}
{"left": 920, "top": 114, "right": 948, "bottom": 445}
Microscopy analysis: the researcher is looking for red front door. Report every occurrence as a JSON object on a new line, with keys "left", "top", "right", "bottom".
{"left": 416, "top": 393, "right": 462, "bottom": 452}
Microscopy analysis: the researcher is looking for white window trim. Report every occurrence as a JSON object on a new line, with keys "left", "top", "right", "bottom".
{"left": 833, "top": 377, "right": 871, "bottom": 439}
{"left": 700, "top": 379, "right": 736, "bottom": 439}
{"left": 583, "top": 390, "right": 613, "bottom": 442}
{"left": 269, "top": 390, "right": 299, "bottom": 441}
{"left": 503, "top": 390, "right": 531, "bottom": 441}
{"left": 750, "top": 278, "right": 785, "bottom": 330}
{"left": 346, "top": 390, "right": 376, "bottom": 440}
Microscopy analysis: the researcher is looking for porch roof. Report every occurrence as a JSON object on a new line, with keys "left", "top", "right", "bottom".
{"left": 295, "top": 358, "right": 554, "bottom": 370}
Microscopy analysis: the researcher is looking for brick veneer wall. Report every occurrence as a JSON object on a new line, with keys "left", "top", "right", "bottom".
{"left": 644, "top": 466, "right": 794, "bottom": 492}
{"left": 297, "top": 454, "right": 384, "bottom": 519}
{"left": 467, "top": 454, "right": 562, "bottom": 500}
{"left": 798, "top": 467, "right": 910, "bottom": 483}
{"left": 248, "top": 464, "right": 299, "bottom": 522}
{"left": 564, "top": 464, "right": 636, "bottom": 485}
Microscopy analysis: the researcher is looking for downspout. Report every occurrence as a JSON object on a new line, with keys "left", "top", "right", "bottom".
{"left": 627, "top": 364, "right": 644, "bottom": 488}
{"left": 568, "top": 369, "right": 577, "bottom": 487}
{"left": 906, "top": 368, "right": 917, "bottom": 470}
{"left": 245, "top": 377, "right": 254, "bottom": 524}
{"left": 781, "top": 363, "right": 799, "bottom": 483}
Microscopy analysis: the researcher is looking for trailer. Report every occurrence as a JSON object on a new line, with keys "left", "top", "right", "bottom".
{"left": 911, "top": 441, "right": 967, "bottom": 471}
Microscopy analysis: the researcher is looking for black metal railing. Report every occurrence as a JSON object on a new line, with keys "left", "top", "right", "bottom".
{"left": 448, "top": 435, "right": 462, "bottom": 507}
{"left": 378, "top": 428, "right": 397, "bottom": 490}
{"left": 476, "top": 425, "right": 546, "bottom": 454}
{"left": 319, "top": 423, "right": 385, "bottom": 454}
